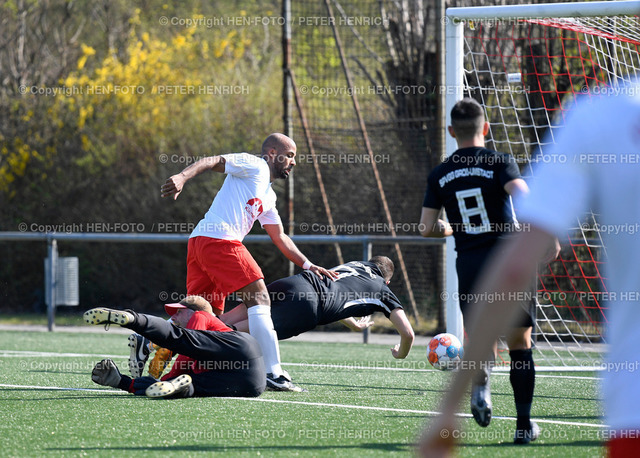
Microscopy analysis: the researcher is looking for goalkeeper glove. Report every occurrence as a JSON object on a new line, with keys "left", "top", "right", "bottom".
{"left": 148, "top": 347, "right": 174, "bottom": 379}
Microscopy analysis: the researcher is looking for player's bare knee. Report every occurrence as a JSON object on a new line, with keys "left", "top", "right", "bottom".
{"left": 242, "top": 291, "right": 271, "bottom": 307}
{"left": 238, "top": 280, "right": 270, "bottom": 307}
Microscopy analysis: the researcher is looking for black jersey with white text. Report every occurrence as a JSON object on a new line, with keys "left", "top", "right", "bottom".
{"left": 301, "top": 261, "right": 404, "bottom": 324}
{"left": 423, "top": 147, "right": 521, "bottom": 252}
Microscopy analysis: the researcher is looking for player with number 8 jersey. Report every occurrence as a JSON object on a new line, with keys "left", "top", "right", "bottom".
{"left": 419, "top": 98, "right": 550, "bottom": 443}
{"left": 421, "top": 100, "right": 526, "bottom": 314}
{"left": 422, "top": 147, "right": 521, "bottom": 250}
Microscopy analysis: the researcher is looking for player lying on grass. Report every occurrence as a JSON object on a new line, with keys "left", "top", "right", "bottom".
{"left": 84, "top": 299, "right": 265, "bottom": 399}
{"left": 127, "top": 299, "right": 308, "bottom": 392}
{"left": 129, "top": 256, "right": 414, "bottom": 385}
{"left": 127, "top": 296, "right": 228, "bottom": 380}
{"left": 219, "top": 256, "right": 415, "bottom": 359}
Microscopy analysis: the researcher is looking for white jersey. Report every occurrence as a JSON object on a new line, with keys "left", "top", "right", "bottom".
{"left": 516, "top": 88, "right": 640, "bottom": 432}
{"left": 190, "top": 153, "right": 281, "bottom": 241}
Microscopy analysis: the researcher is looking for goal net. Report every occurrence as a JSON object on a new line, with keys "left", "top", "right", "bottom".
{"left": 446, "top": 1, "right": 640, "bottom": 370}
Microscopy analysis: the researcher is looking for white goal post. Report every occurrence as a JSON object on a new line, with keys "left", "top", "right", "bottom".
{"left": 444, "top": 0, "right": 640, "bottom": 369}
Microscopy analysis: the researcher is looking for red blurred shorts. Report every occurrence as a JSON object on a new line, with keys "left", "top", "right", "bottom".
{"left": 186, "top": 236, "right": 264, "bottom": 315}
{"left": 608, "top": 436, "right": 640, "bottom": 457}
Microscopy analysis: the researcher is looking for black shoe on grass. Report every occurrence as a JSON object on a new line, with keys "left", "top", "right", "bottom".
{"left": 128, "top": 333, "right": 151, "bottom": 378}
{"left": 266, "top": 373, "right": 307, "bottom": 392}
{"left": 514, "top": 421, "right": 540, "bottom": 444}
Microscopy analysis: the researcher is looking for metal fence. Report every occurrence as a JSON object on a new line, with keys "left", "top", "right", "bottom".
{"left": 0, "top": 232, "right": 443, "bottom": 331}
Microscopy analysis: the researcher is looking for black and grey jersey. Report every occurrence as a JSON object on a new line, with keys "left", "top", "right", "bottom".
{"left": 423, "top": 146, "right": 521, "bottom": 252}
{"left": 302, "top": 261, "right": 404, "bottom": 324}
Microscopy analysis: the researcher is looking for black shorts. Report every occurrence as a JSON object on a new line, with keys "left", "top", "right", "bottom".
{"left": 268, "top": 275, "right": 319, "bottom": 340}
{"left": 456, "top": 244, "right": 536, "bottom": 329}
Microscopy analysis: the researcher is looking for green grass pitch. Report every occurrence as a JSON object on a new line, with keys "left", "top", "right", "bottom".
{"left": 0, "top": 330, "right": 605, "bottom": 456}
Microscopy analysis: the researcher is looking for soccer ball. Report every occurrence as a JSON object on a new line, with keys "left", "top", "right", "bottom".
{"left": 428, "top": 333, "right": 463, "bottom": 371}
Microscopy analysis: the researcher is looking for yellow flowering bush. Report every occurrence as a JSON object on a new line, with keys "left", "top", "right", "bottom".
{"left": 1, "top": 5, "right": 278, "bottom": 200}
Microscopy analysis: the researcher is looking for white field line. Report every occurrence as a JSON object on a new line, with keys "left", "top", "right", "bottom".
{"left": 284, "top": 362, "right": 601, "bottom": 380}
{"left": 0, "top": 383, "right": 126, "bottom": 394}
{"left": 0, "top": 350, "right": 600, "bottom": 381}
{"left": 0, "top": 382, "right": 606, "bottom": 429}
{"left": 225, "top": 397, "right": 607, "bottom": 429}
{"left": 0, "top": 350, "right": 123, "bottom": 358}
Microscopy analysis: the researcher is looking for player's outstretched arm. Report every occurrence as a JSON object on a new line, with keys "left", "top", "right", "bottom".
{"left": 419, "top": 207, "right": 453, "bottom": 238}
{"left": 503, "top": 177, "right": 561, "bottom": 263}
{"left": 263, "top": 223, "right": 339, "bottom": 280}
{"left": 161, "top": 155, "right": 226, "bottom": 200}
{"left": 388, "top": 309, "right": 414, "bottom": 359}
{"left": 418, "top": 226, "right": 555, "bottom": 456}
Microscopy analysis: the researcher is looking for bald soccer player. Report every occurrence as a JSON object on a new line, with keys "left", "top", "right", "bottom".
{"left": 160, "top": 134, "right": 338, "bottom": 392}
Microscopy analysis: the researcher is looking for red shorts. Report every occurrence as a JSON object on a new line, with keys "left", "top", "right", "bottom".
{"left": 186, "top": 237, "right": 264, "bottom": 315}
{"left": 608, "top": 436, "right": 640, "bottom": 457}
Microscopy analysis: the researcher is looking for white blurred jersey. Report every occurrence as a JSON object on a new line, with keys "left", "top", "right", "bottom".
{"left": 517, "top": 87, "right": 640, "bottom": 432}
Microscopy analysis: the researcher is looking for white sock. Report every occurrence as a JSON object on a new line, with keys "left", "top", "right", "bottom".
{"left": 247, "top": 305, "right": 283, "bottom": 376}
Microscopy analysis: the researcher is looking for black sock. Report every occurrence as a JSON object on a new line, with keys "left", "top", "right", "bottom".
{"left": 117, "top": 374, "right": 133, "bottom": 392}
{"left": 509, "top": 349, "right": 535, "bottom": 430}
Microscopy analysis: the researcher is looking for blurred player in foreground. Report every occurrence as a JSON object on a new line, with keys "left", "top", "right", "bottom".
{"left": 418, "top": 87, "right": 640, "bottom": 457}
{"left": 85, "top": 298, "right": 265, "bottom": 398}
{"left": 220, "top": 256, "right": 415, "bottom": 359}
{"left": 420, "top": 98, "right": 548, "bottom": 441}
{"left": 161, "top": 133, "right": 338, "bottom": 392}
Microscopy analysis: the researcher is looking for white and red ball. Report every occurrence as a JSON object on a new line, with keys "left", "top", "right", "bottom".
{"left": 428, "top": 333, "right": 463, "bottom": 371}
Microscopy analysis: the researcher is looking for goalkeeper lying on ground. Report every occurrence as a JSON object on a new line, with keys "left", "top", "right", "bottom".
{"left": 127, "top": 296, "right": 220, "bottom": 379}
{"left": 129, "top": 256, "right": 415, "bottom": 384}
{"left": 85, "top": 297, "right": 265, "bottom": 398}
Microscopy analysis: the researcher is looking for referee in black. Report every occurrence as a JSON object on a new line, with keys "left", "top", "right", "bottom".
{"left": 220, "top": 256, "right": 415, "bottom": 359}
{"left": 420, "top": 98, "right": 553, "bottom": 444}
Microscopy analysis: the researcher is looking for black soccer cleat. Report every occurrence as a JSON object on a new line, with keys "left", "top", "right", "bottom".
{"left": 84, "top": 308, "right": 134, "bottom": 328}
{"left": 470, "top": 383, "right": 492, "bottom": 427}
{"left": 145, "top": 374, "right": 194, "bottom": 399}
{"left": 128, "top": 333, "right": 151, "bottom": 378}
{"left": 266, "top": 373, "right": 307, "bottom": 392}
{"left": 514, "top": 421, "right": 540, "bottom": 444}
